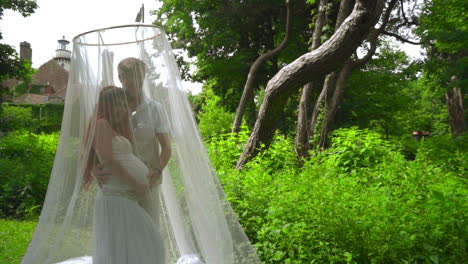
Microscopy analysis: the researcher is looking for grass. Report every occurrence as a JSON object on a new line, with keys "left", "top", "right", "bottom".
{"left": 0, "top": 219, "right": 36, "bottom": 264}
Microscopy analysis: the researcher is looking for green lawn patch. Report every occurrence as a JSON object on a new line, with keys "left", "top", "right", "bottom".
{"left": 0, "top": 219, "right": 36, "bottom": 264}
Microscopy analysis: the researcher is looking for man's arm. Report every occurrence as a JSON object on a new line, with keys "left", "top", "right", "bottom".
{"left": 148, "top": 133, "right": 171, "bottom": 187}
{"left": 157, "top": 133, "right": 172, "bottom": 170}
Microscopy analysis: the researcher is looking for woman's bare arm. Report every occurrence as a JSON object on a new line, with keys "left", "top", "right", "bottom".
{"left": 94, "top": 119, "right": 148, "bottom": 192}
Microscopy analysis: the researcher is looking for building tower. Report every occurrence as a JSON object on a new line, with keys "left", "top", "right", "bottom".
{"left": 54, "top": 36, "right": 71, "bottom": 71}
{"left": 20, "top": 41, "right": 32, "bottom": 61}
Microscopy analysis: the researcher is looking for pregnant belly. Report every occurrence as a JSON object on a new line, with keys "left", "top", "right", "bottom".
{"left": 105, "top": 154, "right": 149, "bottom": 189}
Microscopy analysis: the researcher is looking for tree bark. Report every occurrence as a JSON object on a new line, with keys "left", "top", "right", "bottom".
{"left": 295, "top": 0, "right": 328, "bottom": 160}
{"left": 317, "top": 63, "right": 353, "bottom": 149}
{"left": 232, "top": 0, "right": 293, "bottom": 133}
{"left": 236, "top": 0, "right": 385, "bottom": 169}
{"left": 307, "top": 0, "right": 355, "bottom": 147}
{"left": 317, "top": 0, "right": 398, "bottom": 149}
{"left": 308, "top": 72, "right": 336, "bottom": 141}
{"left": 336, "top": 0, "right": 356, "bottom": 28}
{"left": 446, "top": 87, "right": 465, "bottom": 136}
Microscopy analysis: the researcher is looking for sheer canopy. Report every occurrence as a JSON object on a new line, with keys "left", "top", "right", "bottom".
{"left": 21, "top": 25, "right": 260, "bottom": 264}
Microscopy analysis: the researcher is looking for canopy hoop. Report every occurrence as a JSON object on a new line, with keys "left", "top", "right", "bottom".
{"left": 73, "top": 24, "right": 161, "bottom": 46}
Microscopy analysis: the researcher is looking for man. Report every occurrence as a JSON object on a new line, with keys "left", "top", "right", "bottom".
{"left": 93, "top": 57, "right": 171, "bottom": 215}
{"left": 117, "top": 57, "right": 171, "bottom": 187}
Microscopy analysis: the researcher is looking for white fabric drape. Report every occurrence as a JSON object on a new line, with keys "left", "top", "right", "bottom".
{"left": 21, "top": 25, "right": 260, "bottom": 264}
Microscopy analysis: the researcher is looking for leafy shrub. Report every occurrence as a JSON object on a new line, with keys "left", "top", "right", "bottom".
{"left": 0, "top": 131, "right": 59, "bottom": 219}
{"left": 208, "top": 128, "right": 467, "bottom": 263}
{"left": 324, "top": 127, "right": 404, "bottom": 172}
{"left": 0, "top": 105, "right": 38, "bottom": 132}
{"left": 0, "top": 104, "right": 64, "bottom": 133}
{"left": 197, "top": 89, "right": 234, "bottom": 139}
{"left": 416, "top": 134, "right": 467, "bottom": 176}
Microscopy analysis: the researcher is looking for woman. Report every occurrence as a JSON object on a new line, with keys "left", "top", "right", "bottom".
{"left": 84, "top": 86, "right": 165, "bottom": 264}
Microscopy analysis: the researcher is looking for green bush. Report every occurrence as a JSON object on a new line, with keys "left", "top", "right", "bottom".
{"left": 416, "top": 134, "right": 467, "bottom": 176}
{"left": 0, "top": 131, "right": 59, "bottom": 219}
{"left": 0, "top": 105, "right": 38, "bottom": 132}
{"left": 209, "top": 127, "right": 467, "bottom": 263}
{"left": 197, "top": 89, "right": 234, "bottom": 139}
{"left": 324, "top": 127, "right": 404, "bottom": 172}
{"left": 0, "top": 103, "right": 64, "bottom": 133}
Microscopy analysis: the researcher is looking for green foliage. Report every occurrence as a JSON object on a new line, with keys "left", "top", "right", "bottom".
{"left": 418, "top": 0, "right": 468, "bottom": 90}
{"left": 419, "top": 0, "right": 468, "bottom": 54}
{"left": 154, "top": 0, "right": 310, "bottom": 113}
{"left": 197, "top": 89, "right": 234, "bottom": 139}
{"left": 0, "top": 131, "right": 59, "bottom": 219}
{"left": 396, "top": 75, "right": 449, "bottom": 135}
{"left": 209, "top": 127, "right": 467, "bottom": 263}
{"left": 338, "top": 44, "right": 450, "bottom": 139}
{"left": 0, "top": 104, "right": 64, "bottom": 133}
{"left": 416, "top": 134, "right": 467, "bottom": 176}
{"left": 0, "top": 219, "right": 37, "bottom": 264}
{"left": 0, "top": 104, "right": 38, "bottom": 132}
{"left": 324, "top": 127, "right": 403, "bottom": 172}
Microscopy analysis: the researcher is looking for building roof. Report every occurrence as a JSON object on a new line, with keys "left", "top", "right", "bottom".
{"left": 31, "top": 59, "right": 68, "bottom": 98}
{"left": 13, "top": 93, "right": 46, "bottom": 104}
{"left": 1, "top": 78, "right": 22, "bottom": 90}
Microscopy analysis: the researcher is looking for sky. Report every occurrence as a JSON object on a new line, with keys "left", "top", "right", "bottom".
{"left": 0, "top": 0, "right": 202, "bottom": 94}
{"left": 1, "top": 0, "right": 423, "bottom": 95}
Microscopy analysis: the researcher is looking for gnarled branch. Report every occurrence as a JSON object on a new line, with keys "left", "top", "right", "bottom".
{"left": 232, "top": 0, "right": 293, "bottom": 133}
{"left": 236, "top": 0, "right": 385, "bottom": 169}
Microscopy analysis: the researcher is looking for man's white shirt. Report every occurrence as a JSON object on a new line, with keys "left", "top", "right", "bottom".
{"left": 131, "top": 97, "right": 169, "bottom": 166}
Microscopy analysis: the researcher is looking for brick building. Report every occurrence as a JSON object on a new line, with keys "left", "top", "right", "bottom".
{"left": 4, "top": 37, "right": 71, "bottom": 104}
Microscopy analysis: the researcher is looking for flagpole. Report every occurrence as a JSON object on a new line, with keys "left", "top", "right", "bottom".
{"left": 142, "top": 4, "right": 145, "bottom": 23}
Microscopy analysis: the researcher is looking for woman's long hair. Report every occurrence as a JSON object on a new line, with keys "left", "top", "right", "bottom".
{"left": 82, "top": 86, "right": 134, "bottom": 190}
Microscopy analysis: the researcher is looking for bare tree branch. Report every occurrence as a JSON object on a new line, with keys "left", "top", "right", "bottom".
{"left": 232, "top": 0, "right": 293, "bottom": 133}
{"left": 382, "top": 30, "right": 422, "bottom": 45}
{"left": 295, "top": 0, "right": 329, "bottom": 160}
{"left": 354, "top": 0, "right": 398, "bottom": 66}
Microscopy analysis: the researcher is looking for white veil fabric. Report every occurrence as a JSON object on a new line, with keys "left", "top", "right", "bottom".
{"left": 21, "top": 25, "right": 260, "bottom": 264}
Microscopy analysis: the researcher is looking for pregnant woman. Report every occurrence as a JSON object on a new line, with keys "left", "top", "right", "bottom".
{"left": 83, "top": 86, "right": 165, "bottom": 264}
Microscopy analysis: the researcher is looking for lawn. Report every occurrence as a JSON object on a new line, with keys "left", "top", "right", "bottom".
{"left": 0, "top": 219, "right": 36, "bottom": 264}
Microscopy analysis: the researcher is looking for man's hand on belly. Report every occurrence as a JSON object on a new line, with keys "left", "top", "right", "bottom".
{"left": 92, "top": 164, "right": 112, "bottom": 186}
{"left": 148, "top": 169, "right": 162, "bottom": 188}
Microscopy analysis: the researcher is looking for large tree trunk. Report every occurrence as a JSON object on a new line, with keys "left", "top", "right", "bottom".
{"left": 318, "top": 63, "right": 353, "bottom": 148}
{"left": 309, "top": 72, "right": 336, "bottom": 141}
{"left": 232, "top": 0, "right": 293, "bottom": 133}
{"left": 236, "top": 0, "right": 385, "bottom": 169}
{"left": 295, "top": 0, "right": 328, "bottom": 159}
{"left": 317, "top": 0, "right": 398, "bottom": 149}
{"left": 446, "top": 87, "right": 465, "bottom": 136}
{"left": 305, "top": 0, "right": 355, "bottom": 150}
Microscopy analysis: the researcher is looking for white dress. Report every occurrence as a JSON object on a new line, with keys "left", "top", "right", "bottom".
{"left": 92, "top": 135, "right": 165, "bottom": 264}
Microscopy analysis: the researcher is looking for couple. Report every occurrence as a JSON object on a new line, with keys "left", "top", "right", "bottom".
{"left": 22, "top": 25, "right": 262, "bottom": 264}
{"left": 83, "top": 57, "right": 171, "bottom": 264}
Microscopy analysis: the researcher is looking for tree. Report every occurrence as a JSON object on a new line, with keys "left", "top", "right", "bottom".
{"left": 418, "top": 0, "right": 467, "bottom": 136}
{"left": 336, "top": 46, "right": 417, "bottom": 138}
{"left": 154, "top": 0, "right": 312, "bottom": 126}
{"left": 295, "top": 0, "right": 330, "bottom": 160}
{"left": 316, "top": 0, "right": 399, "bottom": 148}
{"left": 232, "top": 0, "right": 293, "bottom": 133}
{"left": 236, "top": 0, "right": 385, "bottom": 169}
{"left": 0, "top": 0, "right": 38, "bottom": 101}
